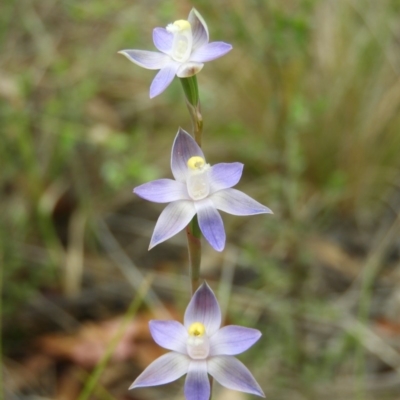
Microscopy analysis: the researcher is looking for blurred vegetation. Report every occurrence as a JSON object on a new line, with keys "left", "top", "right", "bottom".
{"left": 2, "top": 0, "right": 400, "bottom": 399}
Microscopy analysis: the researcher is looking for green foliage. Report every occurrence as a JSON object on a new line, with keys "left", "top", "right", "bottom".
{"left": 2, "top": 0, "right": 400, "bottom": 397}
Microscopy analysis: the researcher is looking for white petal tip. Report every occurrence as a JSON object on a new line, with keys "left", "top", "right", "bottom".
{"left": 208, "top": 239, "right": 226, "bottom": 252}
{"left": 118, "top": 50, "right": 135, "bottom": 62}
{"left": 148, "top": 240, "right": 158, "bottom": 250}
{"left": 259, "top": 206, "right": 273, "bottom": 215}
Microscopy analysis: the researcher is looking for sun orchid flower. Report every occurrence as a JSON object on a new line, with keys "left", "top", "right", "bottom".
{"left": 134, "top": 128, "right": 272, "bottom": 252}
{"left": 119, "top": 8, "right": 232, "bottom": 98}
{"left": 130, "top": 282, "right": 265, "bottom": 399}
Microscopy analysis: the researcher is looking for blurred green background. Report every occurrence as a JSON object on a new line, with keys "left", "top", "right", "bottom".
{"left": 2, "top": 0, "right": 400, "bottom": 399}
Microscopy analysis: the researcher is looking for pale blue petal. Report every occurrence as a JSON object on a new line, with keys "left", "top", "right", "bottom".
{"left": 176, "top": 62, "right": 204, "bottom": 78}
{"left": 134, "top": 179, "right": 189, "bottom": 203}
{"left": 210, "top": 188, "right": 272, "bottom": 215}
{"left": 153, "top": 27, "right": 173, "bottom": 54}
{"left": 184, "top": 282, "right": 221, "bottom": 336}
{"left": 188, "top": 8, "right": 209, "bottom": 50}
{"left": 209, "top": 163, "right": 243, "bottom": 194}
{"left": 190, "top": 42, "right": 232, "bottom": 63}
{"left": 150, "top": 62, "right": 180, "bottom": 98}
{"left": 207, "top": 356, "right": 265, "bottom": 397}
{"left": 171, "top": 128, "right": 205, "bottom": 182}
{"left": 209, "top": 326, "right": 261, "bottom": 356}
{"left": 184, "top": 361, "right": 209, "bottom": 400}
{"left": 149, "top": 200, "right": 196, "bottom": 249}
{"left": 118, "top": 50, "right": 169, "bottom": 70}
{"left": 149, "top": 320, "right": 188, "bottom": 354}
{"left": 129, "top": 352, "right": 190, "bottom": 389}
{"left": 195, "top": 198, "right": 225, "bottom": 252}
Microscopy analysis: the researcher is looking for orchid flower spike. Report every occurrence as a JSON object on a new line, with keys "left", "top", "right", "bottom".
{"left": 118, "top": 8, "right": 232, "bottom": 98}
{"left": 130, "top": 282, "right": 265, "bottom": 399}
{"left": 134, "top": 128, "right": 272, "bottom": 252}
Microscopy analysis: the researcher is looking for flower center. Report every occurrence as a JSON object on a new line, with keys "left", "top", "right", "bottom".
{"left": 186, "top": 156, "right": 210, "bottom": 201}
{"left": 189, "top": 322, "right": 206, "bottom": 336}
{"left": 187, "top": 322, "right": 210, "bottom": 359}
{"left": 166, "top": 20, "right": 193, "bottom": 62}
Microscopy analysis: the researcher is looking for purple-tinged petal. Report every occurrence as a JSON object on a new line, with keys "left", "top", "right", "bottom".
{"left": 134, "top": 179, "right": 189, "bottom": 203}
{"left": 209, "top": 163, "right": 244, "bottom": 194}
{"left": 195, "top": 198, "right": 226, "bottom": 252}
{"left": 130, "top": 352, "right": 190, "bottom": 389}
{"left": 171, "top": 128, "right": 205, "bottom": 182}
{"left": 149, "top": 320, "right": 188, "bottom": 354}
{"left": 210, "top": 188, "right": 273, "bottom": 216}
{"left": 188, "top": 8, "right": 209, "bottom": 50}
{"left": 176, "top": 62, "right": 204, "bottom": 78}
{"left": 184, "top": 361, "right": 210, "bottom": 400}
{"left": 190, "top": 42, "right": 232, "bottom": 63}
{"left": 153, "top": 27, "right": 173, "bottom": 54}
{"left": 118, "top": 50, "right": 170, "bottom": 70}
{"left": 209, "top": 326, "right": 261, "bottom": 356}
{"left": 149, "top": 200, "right": 196, "bottom": 249}
{"left": 184, "top": 282, "right": 221, "bottom": 336}
{"left": 150, "top": 62, "right": 180, "bottom": 98}
{"left": 207, "top": 356, "right": 265, "bottom": 397}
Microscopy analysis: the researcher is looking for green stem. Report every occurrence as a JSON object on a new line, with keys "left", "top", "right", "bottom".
{"left": 180, "top": 76, "right": 204, "bottom": 295}
{"left": 180, "top": 76, "right": 199, "bottom": 107}
{"left": 180, "top": 76, "right": 203, "bottom": 147}
{"left": 186, "top": 216, "right": 202, "bottom": 294}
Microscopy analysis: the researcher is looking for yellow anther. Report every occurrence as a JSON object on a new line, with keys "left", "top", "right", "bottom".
{"left": 173, "top": 20, "right": 191, "bottom": 31}
{"left": 188, "top": 322, "right": 206, "bottom": 337}
{"left": 187, "top": 156, "right": 205, "bottom": 170}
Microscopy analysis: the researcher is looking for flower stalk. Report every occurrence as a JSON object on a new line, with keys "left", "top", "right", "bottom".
{"left": 186, "top": 215, "right": 201, "bottom": 294}
{"left": 181, "top": 75, "right": 203, "bottom": 294}
{"left": 124, "top": 9, "right": 270, "bottom": 399}
{"left": 180, "top": 76, "right": 203, "bottom": 147}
